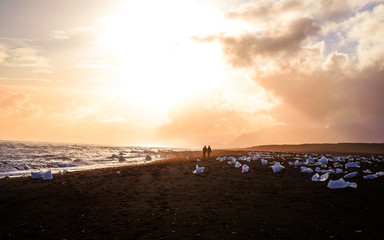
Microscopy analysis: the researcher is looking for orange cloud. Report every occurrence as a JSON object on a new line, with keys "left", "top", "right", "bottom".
{"left": 0, "top": 86, "right": 154, "bottom": 145}
{"left": 155, "top": 91, "right": 276, "bottom": 147}
{"left": 202, "top": 1, "right": 384, "bottom": 146}
{"left": 1, "top": 0, "right": 383, "bottom": 147}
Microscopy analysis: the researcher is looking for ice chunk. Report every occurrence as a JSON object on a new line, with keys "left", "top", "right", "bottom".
{"left": 319, "top": 156, "right": 328, "bottom": 165}
{"left": 42, "top": 170, "right": 53, "bottom": 180}
{"left": 242, "top": 164, "right": 249, "bottom": 173}
{"left": 333, "top": 156, "right": 343, "bottom": 162}
{"left": 294, "top": 160, "right": 304, "bottom": 166}
{"left": 376, "top": 171, "right": 384, "bottom": 177}
{"left": 261, "top": 159, "right": 268, "bottom": 165}
{"left": 238, "top": 156, "right": 249, "bottom": 161}
{"left": 306, "top": 156, "right": 314, "bottom": 164}
{"left": 363, "top": 169, "right": 372, "bottom": 174}
{"left": 31, "top": 171, "right": 43, "bottom": 179}
{"left": 312, "top": 172, "right": 329, "bottom": 181}
{"left": 345, "top": 162, "right": 360, "bottom": 168}
{"left": 364, "top": 174, "right": 377, "bottom": 179}
{"left": 315, "top": 167, "right": 326, "bottom": 173}
{"left": 335, "top": 168, "right": 344, "bottom": 174}
{"left": 235, "top": 161, "right": 242, "bottom": 168}
{"left": 327, "top": 178, "right": 357, "bottom": 189}
{"left": 320, "top": 172, "right": 329, "bottom": 181}
{"left": 272, "top": 162, "right": 284, "bottom": 173}
{"left": 300, "top": 166, "right": 313, "bottom": 173}
{"left": 228, "top": 157, "right": 237, "bottom": 164}
{"left": 311, "top": 173, "right": 319, "bottom": 181}
{"left": 333, "top": 162, "right": 343, "bottom": 168}
{"left": 288, "top": 161, "right": 293, "bottom": 166}
{"left": 192, "top": 165, "right": 204, "bottom": 174}
{"left": 344, "top": 172, "right": 357, "bottom": 179}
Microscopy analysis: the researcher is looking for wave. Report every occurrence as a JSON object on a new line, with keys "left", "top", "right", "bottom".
{"left": 0, "top": 141, "right": 177, "bottom": 177}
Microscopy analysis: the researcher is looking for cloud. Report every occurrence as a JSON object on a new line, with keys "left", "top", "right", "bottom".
{"left": 231, "top": 125, "right": 342, "bottom": 147}
{"left": 0, "top": 86, "right": 95, "bottom": 124}
{"left": 201, "top": 1, "right": 384, "bottom": 145}
{"left": 0, "top": 40, "right": 52, "bottom": 74}
{"left": 323, "top": 51, "right": 351, "bottom": 73}
{"left": 74, "top": 60, "right": 113, "bottom": 70}
{"left": 51, "top": 30, "right": 70, "bottom": 40}
{"left": 155, "top": 90, "right": 277, "bottom": 147}
{"left": 198, "top": 17, "right": 320, "bottom": 69}
{"left": 0, "top": 86, "right": 154, "bottom": 144}
{"left": 341, "top": 3, "right": 384, "bottom": 68}
{"left": 0, "top": 77, "right": 51, "bottom": 84}
{"left": 98, "top": 115, "right": 127, "bottom": 123}
{"left": 0, "top": 44, "right": 8, "bottom": 63}
{"left": 6, "top": 47, "right": 52, "bottom": 73}
{"left": 50, "top": 27, "right": 97, "bottom": 40}
{"left": 226, "top": 0, "right": 376, "bottom": 22}
{"left": 0, "top": 88, "right": 42, "bottom": 119}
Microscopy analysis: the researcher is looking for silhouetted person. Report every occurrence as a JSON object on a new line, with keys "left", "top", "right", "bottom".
{"left": 203, "top": 145, "right": 207, "bottom": 160}
{"left": 207, "top": 145, "right": 212, "bottom": 159}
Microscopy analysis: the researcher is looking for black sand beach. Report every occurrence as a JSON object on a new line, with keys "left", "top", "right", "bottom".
{"left": 1, "top": 150, "right": 384, "bottom": 239}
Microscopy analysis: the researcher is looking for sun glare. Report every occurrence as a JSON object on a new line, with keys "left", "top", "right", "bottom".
{"left": 98, "top": 0, "right": 228, "bottom": 109}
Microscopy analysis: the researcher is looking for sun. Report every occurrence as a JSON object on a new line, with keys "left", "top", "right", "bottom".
{"left": 98, "top": 0, "right": 227, "bottom": 109}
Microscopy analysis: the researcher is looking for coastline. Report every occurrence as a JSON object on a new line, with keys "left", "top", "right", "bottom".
{"left": 0, "top": 141, "right": 182, "bottom": 179}
{"left": 1, "top": 150, "right": 384, "bottom": 239}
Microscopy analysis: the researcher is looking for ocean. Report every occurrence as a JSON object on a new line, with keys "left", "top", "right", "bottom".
{"left": 0, "top": 141, "right": 178, "bottom": 178}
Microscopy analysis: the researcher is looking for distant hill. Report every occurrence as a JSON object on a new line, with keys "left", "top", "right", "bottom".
{"left": 240, "top": 143, "right": 384, "bottom": 154}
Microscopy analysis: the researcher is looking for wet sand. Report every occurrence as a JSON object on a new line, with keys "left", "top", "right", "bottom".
{"left": 1, "top": 150, "right": 384, "bottom": 239}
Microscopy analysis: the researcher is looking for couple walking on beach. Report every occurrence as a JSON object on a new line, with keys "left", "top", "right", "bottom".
{"left": 202, "top": 145, "right": 212, "bottom": 160}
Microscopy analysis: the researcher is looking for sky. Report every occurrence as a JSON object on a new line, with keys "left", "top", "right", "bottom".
{"left": 0, "top": 0, "right": 383, "bottom": 147}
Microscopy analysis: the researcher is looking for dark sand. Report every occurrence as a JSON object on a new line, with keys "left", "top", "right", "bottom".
{"left": 1, "top": 150, "right": 384, "bottom": 239}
